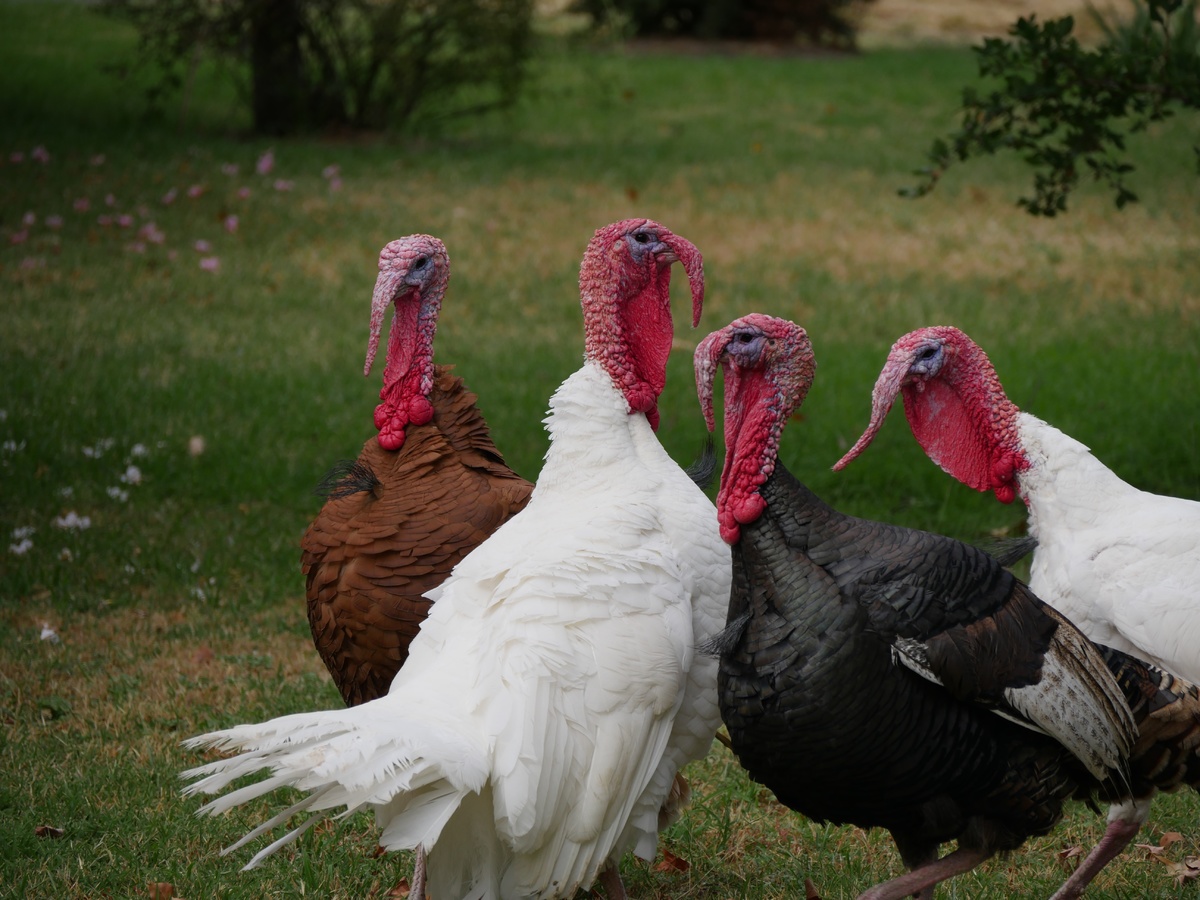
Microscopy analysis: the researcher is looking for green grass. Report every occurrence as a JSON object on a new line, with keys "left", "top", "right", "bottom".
{"left": 2, "top": 2, "right": 1200, "bottom": 898}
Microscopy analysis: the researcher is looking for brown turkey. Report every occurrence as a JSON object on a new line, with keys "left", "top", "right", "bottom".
{"left": 302, "top": 234, "right": 533, "bottom": 709}
{"left": 300, "top": 235, "right": 532, "bottom": 899}
{"left": 694, "top": 313, "right": 1200, "bottom": 900}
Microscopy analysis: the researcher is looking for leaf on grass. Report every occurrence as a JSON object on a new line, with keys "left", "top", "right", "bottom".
{"left": 1160, "top": 831, "right": 1184, "bottom": 849}
{"left": 805, "top": 876, "right": 823, "bottom": 899}
{"left": 1137, "top": 842, "right": 1168, "bottom": 857}
{"left": 34, "top": 825, "right": 64, "bottom": 838}
{"left": 1163, "top": 857, "right": 1200, "bottom": 885}
{"left": 385, "top": 879, "right": 410, "bottom": 897}
{"left": 192, "top": 645, "right": 214, "bottom": 665}
{"left": 654, "top": 847, "right": 689, "bottom": 873}
{"left": 146, "top": 881, "right": 174, "bottom": 899}
{"left": 1056, "top": 845, "right": 1083, "bottom": 871}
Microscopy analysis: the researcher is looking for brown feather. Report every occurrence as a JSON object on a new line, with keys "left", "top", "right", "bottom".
{"left": 301, "top": 365, "right": 533, "bottom": 707}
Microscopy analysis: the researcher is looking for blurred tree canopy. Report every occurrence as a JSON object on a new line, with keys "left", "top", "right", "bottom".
{"left": 908, "top": 0, "right": 1200, "bottom": 215}
{"left": 575, "top": 0, "right": 877, "bottom": 49}
{"left": 101, "top": 0, "right": 534, "bottom": 135}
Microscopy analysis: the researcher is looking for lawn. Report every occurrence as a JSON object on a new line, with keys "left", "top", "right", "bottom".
{"left": 2, "top": 2, "right": 1199, "bottom": 898}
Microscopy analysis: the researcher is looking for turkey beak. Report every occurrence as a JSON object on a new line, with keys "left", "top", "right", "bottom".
{"left": 832, "top": 354, "right": 908, "bottom": 471}
{"left": 661, "top": 233, "right": 705, "bottom": 328}
{"left": 694, "top": 327, "right": 731, "bottom": 433}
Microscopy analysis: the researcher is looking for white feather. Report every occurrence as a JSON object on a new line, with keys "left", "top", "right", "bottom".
{"left": 1017, "top": 413, "right": 1200, "bottom": 683}
{"left": 182, "top": 361, "right": 730, "bottom": 899}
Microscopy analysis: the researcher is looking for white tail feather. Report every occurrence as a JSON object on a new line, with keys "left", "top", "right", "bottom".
{"left": 181, "top": 703, "right": 488, "bottom": 867}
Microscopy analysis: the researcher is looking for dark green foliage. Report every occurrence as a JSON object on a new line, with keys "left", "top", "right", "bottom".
{"left": 574, "top": 0, "right": 876, "bottom": 48}
{"left": 906, "top": 0, "right": 1200, "bottom": 215}
{"left": 100, "top": 0, "right": 534, "bottom": 134}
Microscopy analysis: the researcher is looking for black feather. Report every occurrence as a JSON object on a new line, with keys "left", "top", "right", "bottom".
{"left": 314, "top": 460, "right": 381, "bottom": 500}
{"left": 979, "top": 534, "right": 1038, "bottom": 569}
{"left": 684, "top": 436, "right": 718, "bottom": 491}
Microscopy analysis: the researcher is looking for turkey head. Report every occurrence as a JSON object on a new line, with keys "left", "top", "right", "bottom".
{"left": 365, "top": 234, "right": 451, "bottom": 451}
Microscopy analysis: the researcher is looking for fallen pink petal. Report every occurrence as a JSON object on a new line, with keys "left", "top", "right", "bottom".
{"left": 161, "top": 188, "right": 178, "bottom": 205}
{"left": 322, "top": 164, "right": 340, "bottom": 179}
{"left": 31, "top": 145, "right": 50, "bottom": 164}
{"left": 45, "top": 215, "right": 63, "bottom": 229}
{"left": 193, "top": 238, "right": 212, "bottom": 252}
{"left": 73, "top": 197, "right": 90, "bottom": 213}
{"left": 22, "top": 211, "right": 36, "bottom": 226}
{"left": 186, "top": 184, "right": 205, "bottom": 199}
{"left": 9, "top": 229, "right": 28, "bottom": 245}
{"left": 223, "top": 214, "right": 238, "bottom": 234}
{"left": 116, "top": 214, "right": 134, "bottom": 228}
{"left": 105, "top": 193, "right": 116, "bottom": 207}
{"left": 236, "top": 187, "right": 251, "bottom": 200}
{"left": 272, "top": 179, "right": 294, "bottom": 191}
{"left": 256, "top": 148, "right": 274, "bottom": 174}
{"left": 328, "top": 177, "right": 343, "bottom": 192}
{"left": 138, "top": 222, "right": 165, "bottom": 244}
{"left": 199, "top": 256, "right": 220, "bottom": 272}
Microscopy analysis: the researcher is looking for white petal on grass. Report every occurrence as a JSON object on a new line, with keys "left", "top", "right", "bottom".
{"left": 12, "top": 525, "right": 35, "bottom": 540}
{"left": 9, "top": 538, "right": 33, "bottom": 555}
{"left": 107, "top": 486, "right": 129, "bottom": 502}
{"left": 120, "top": 465, "right": 142, "bottom": 485}
{"left": 40, "top": 623, "right": 60, "bottom": 643}
{"left": 53, "top": 511, "right": 91, "bottom": 530}
{"left": 129, "top": 443, "right": 148, "bottom": 458}
{"left": 59, "top": 547, "right": 73, "bottom": 562}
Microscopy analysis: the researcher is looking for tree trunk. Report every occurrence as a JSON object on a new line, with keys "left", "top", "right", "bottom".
{"left": 250, "top": 0, "right": 306, "bottom": 135}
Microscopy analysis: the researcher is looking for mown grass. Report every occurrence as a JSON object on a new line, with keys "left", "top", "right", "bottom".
{"left": 2, "top": 2, "right": 1199, "bottom": 898}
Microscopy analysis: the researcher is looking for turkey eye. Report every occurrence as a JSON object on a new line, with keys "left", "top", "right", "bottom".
{"left": 916, "top": 346, "right": 939, "bottom": 362}
{"left": 633, "top": 232, "right": 651, "bottom": 244}
{"left": 413, "top": 256, "right": 429, "bottom": 269}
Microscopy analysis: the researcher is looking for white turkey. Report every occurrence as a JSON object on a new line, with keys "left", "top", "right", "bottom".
{"left": 835, "top": 324, "right": 1200, "bottom": 897}
{"left": 694, "top": 312, "right": 1200, "bottom": 900}
{"left": 183, "top": 218, "right": 729, "bottom": 900}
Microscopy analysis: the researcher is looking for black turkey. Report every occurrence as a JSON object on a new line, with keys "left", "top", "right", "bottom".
{"left": 694, "top": 313, "right": 1200, "bottom": 900}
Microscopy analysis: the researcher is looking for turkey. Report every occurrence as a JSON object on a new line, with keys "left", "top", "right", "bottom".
{"left": 695, "top": 313, "right": 1154, "bottom": 900}
{"left": 183, "top": 218, "right": 730, "bottom": 900}
{"left": 303, "top": 233, "right": 533, "bottom": 709}
{"left": 834, "top": 323, "right": 1200, "bottom": 897}
{"left": 301, "top": 234, "right": 534, "bottom": 896}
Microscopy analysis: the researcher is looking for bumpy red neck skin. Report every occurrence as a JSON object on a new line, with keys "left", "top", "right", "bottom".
{"left": 362, "top": 235, "right": 449, "bottom": 451}
{"left": 835, "top": 326, "right": 1028, "bottom": 504}
{"left": 695, "top": 315, "right": 815, "bottom": 544}
{"left": 579, "top": 219, "right": 704, "bottom": 432}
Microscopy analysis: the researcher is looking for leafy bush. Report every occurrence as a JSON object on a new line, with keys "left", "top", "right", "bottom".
{"left": 574, "top": 0, "right": 876, "bottom": 48}
{"left": 907, "top": 0, "right": 1200, "bottom": 215}
{"left": 101, "top": 0, "right": 534, "bottom": 135}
